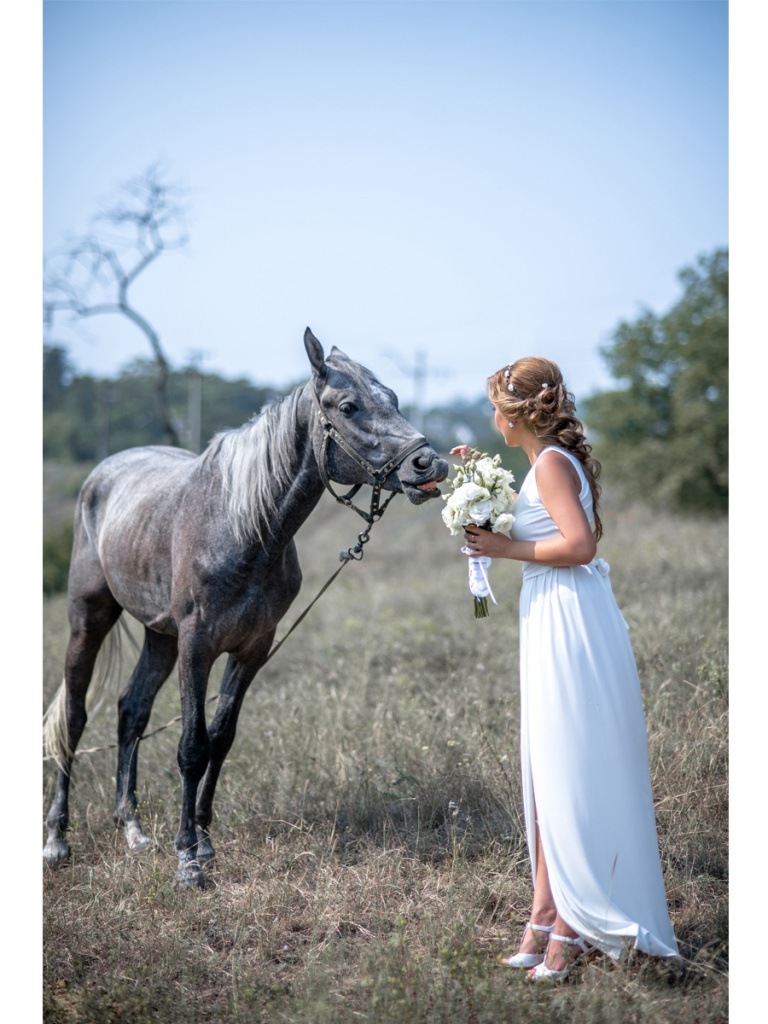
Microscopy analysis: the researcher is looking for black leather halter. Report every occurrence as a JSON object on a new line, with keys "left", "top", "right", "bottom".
{"left": 310, "top": 381, "right": 429, "bottom": 527}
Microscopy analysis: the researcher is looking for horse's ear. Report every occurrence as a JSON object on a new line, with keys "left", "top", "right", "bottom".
{"left": 304, "top": 327, "right": 327, "bottom": 379}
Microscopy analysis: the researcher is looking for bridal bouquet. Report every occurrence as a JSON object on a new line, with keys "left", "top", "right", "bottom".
{"left": 441, "top": 448, "right": 517, "bottom": 617}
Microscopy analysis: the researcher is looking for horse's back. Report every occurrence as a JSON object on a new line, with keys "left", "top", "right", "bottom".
{"left": 78, "top": 446, "right": 198, "bottom": 523}
{"left": 84, "top": 445, "right": 196, "bottom": 486}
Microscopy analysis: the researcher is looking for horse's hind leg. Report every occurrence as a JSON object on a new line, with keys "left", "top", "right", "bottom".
{"left": 114, "top": 628, "right": 178, "bottom": 854}
{"left": 44, "top": 592, "right": 122, "bottom": 865}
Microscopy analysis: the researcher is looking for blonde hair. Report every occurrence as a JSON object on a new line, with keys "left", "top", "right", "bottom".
{"left": 488, "top": 357, "right": 603, "bottom": 541}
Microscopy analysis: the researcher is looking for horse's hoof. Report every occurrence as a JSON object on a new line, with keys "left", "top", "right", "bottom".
{"left": 196, "top": 834, "right": 216, "bottom": 867}
{"left": 124, "top": 821, "right": 151, "bottom": 856}
{"left": 43, "top": 837, "right": 70, "bottom": 866}
{"left": 174, "top": 860, "right": 205, "bottom": 890}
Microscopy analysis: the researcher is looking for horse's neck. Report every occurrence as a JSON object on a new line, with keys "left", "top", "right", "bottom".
{"left": 250, "top": 385, "right": 326, "bottom": 550}
{"left": 206, "top": 384, "right": 323, "bottom": 553}
{"left": 267, "top": 429, "right": 326, "bottom": 545}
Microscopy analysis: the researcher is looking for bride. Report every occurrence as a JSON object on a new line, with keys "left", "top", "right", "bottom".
{"left": 455, "top": 356, "right": 679, "bottom": 981}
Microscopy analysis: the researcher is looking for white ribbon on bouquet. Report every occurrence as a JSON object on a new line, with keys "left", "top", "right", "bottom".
{"left": 460, "top": 547, "right": 497, "bottom": 605}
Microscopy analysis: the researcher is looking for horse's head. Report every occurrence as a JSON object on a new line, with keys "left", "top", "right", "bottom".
{"left": 304, "top": 327, "right": 448, "bottom": 505}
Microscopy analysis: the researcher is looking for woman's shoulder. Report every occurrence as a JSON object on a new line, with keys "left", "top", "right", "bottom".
{"left": 535, "top": 447, "right": 584, "bottom": 488}
{"left": 535, "top": 446, "right": 582, "bottom": 472}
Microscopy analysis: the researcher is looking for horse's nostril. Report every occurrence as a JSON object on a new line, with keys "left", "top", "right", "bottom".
{"left": 413, "top": 454, "right": 431, "bottom": 470}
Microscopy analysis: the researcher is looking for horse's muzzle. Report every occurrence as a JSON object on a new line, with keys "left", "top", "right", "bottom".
{"left": 396, "top": 448, "right": 449, "bottom": 504}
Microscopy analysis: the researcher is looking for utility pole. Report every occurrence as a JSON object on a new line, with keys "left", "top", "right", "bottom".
{"left": 96, "top": 380, "right": 114, "bottom": 463}
{"left": 186, "top": 350, "right": 208, "bottom": 453}
{"left": 384, "top": 348, "right": 450, "bottom": 433}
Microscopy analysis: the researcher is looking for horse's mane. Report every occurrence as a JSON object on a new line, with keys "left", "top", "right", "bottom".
{"left": 203, "top": 386, "right": 305, "bottom": 545}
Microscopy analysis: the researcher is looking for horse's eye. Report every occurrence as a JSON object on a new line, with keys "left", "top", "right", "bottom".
{"left": 339, "top": 402, "right": 357, "bottom": 416}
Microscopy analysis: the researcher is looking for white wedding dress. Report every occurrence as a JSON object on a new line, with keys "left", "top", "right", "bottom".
{"left": 511, "top": 446, "right": 679, "bottom": 960}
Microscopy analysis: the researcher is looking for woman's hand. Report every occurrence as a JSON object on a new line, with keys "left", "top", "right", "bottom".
{"left": 463, "top": 526, "right": 514, "bottom": 559}
{"left": 450, "top": 445, "right": 472, "bottom": 458}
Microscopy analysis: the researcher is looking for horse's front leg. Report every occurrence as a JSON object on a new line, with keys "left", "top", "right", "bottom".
{"left": 174, "top": 624, "right": 214, "bottom": 888}
{"left": 194, "top": 639, "right": 275, "bottom": 866}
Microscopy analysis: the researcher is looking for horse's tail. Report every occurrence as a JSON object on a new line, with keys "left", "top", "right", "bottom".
{"left": 43, "top": 615, "right": 137, "bottom": 773}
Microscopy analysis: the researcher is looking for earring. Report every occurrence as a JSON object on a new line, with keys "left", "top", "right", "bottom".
{"left": 508, "top": 421, "right": 515, "bottom": 429}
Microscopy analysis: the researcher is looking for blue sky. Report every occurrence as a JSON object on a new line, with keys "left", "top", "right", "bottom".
{"left": 42, "top": 0, "right": 728, "bottom": 409}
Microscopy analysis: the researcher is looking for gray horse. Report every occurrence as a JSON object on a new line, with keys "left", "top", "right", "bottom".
{"left": 44, "top": 328, "right": 448, "bottom": 887}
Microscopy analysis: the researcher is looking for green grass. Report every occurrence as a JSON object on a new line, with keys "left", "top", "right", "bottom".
{"left": 43, "top": 487, "right": 727, "bottom": 1023}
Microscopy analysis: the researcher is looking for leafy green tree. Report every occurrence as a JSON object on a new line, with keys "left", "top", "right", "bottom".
{"left": 43, "top": 344, "right": 72, "bottom": 410}
{"left": 584, "top": 248, "right": 727, "bottom": 512}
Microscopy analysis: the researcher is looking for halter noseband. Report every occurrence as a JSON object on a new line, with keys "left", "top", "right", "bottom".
{"left": 309, "top": 381, "right": 429, "bottom": 527}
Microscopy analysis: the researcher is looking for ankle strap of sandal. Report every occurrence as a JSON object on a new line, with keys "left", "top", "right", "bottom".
{"left": 528, "top": 922, "right": 555, "bottom": 934}
{"left": 551, "top": 933, "right": 589, "bottom": 953}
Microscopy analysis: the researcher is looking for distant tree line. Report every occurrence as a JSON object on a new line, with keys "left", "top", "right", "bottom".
{"left": 43, "top": 342, "right": 510, "bottom": 465}
{"left": 43, "top": 346, "right": 284, "bottom": 462}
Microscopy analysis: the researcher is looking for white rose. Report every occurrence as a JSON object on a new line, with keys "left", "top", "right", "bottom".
{"left": 469, "top": 499, "right": 494, "bottom": 524}
{"left": 441, "top": 504, "right": 466, "bottom": 535}
{"left": 490, "top": 494, "right": 509, "bottom": 515}
{"left": 474, "top": 459, "right": 499, "bottom": 488}
{"left": 492, "top": 512, "right": 515, "bottom": 536}
{"left": 453, "top": 481, "right": 488, "bottom": 505}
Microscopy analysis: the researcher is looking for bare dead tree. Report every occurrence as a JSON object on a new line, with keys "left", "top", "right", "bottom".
{"left": 43, "top": 163, "right": 189, "bottom": 446}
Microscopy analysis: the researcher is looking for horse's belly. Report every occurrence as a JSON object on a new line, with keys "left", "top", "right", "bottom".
{"left": 104, "top": 565, "right": 176, "bottom": 635}
{"left": 125, "top": 602, "right": 178, "bottom": 637}
{"left": 97, "top": 516, "right": 176, "bottom": 631}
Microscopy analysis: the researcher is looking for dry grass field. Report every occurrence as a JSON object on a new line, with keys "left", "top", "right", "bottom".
{"left": 42, "top": 482, "right": 728, "bottom": 1023}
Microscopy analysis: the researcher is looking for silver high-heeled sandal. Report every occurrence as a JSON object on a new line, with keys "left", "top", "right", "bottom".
{"left": 503, "top": 921, "right": 555, "bottom": 968}
{"left": 529, "top": 932, "right": 594, "bottom": 981}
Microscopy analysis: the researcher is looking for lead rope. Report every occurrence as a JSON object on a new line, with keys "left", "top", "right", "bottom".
{"left": 43, "top": 509, "right": 391, "bottom": 761}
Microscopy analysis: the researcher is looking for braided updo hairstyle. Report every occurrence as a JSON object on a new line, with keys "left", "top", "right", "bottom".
{"left": 487, "top": 357, "right": 603, "bottom": 541}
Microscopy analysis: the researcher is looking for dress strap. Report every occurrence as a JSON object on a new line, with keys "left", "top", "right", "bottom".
{"left": 535, "top": 445, "right": 580, "bottom": 468}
